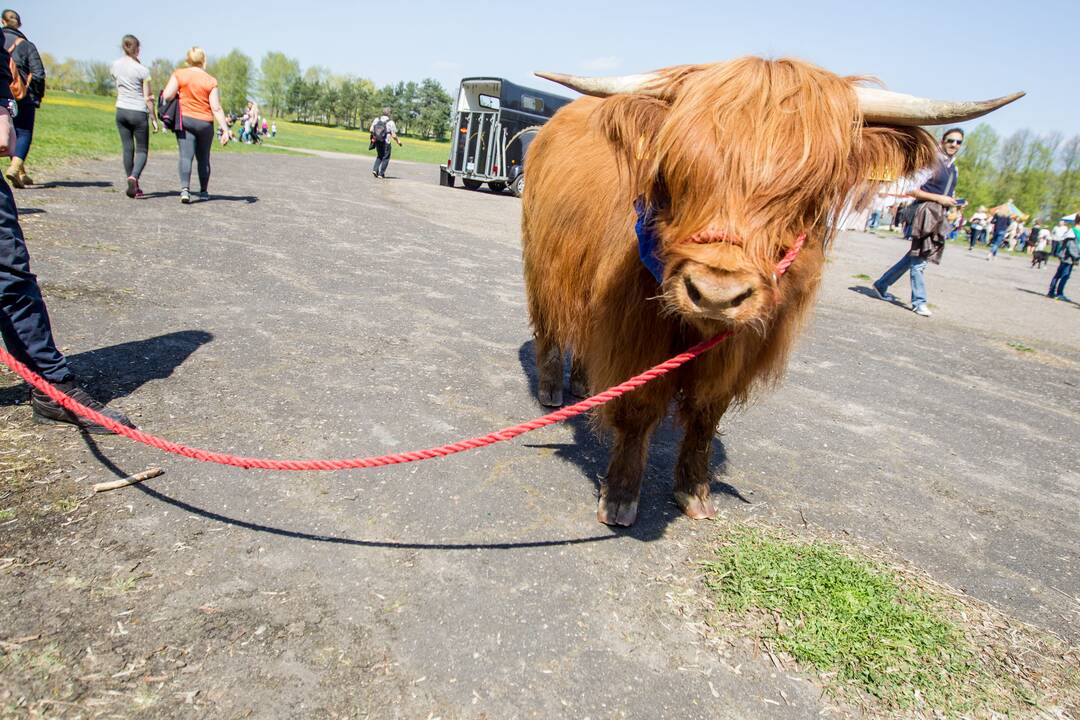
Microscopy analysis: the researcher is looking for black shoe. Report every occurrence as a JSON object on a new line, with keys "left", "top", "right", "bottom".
{"left": 197, "top": 190, "right": 210, "bottom": 201}
{"left": 126, "top": 177, "right": 138, "bottom": 198}
{"left": 372, "top": 171, "right": 379, "bottom": 179}
{"left": 31, "top": 381, "right": 136, "bottom": 435}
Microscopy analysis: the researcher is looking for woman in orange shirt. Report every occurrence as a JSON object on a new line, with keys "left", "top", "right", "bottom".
{"left": 161, "top": 47, "right": 231, "bottom": 203}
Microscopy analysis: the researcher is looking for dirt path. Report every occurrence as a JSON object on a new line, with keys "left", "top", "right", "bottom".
{"left": 1, "top": 153, "right": 1077, "bottom": 718}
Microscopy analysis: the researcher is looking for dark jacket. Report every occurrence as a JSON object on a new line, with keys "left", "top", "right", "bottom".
{"left": 909, "top": 201, "right": 950, "bottom": 264}
{"left": 2, "top": 27, "right": 45, "bottom": 106}
{"left": 0, "top": 40, "right": 11, "bottom": 103}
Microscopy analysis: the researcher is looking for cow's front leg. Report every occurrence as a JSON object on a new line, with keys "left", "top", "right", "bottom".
{"left": 597, "top": 396, "right": 664, "bottom": 527}
{"left": 673, "top": 402, "right": 727, "bottom": 520}
{"left": 569, "top": 357, "right": 589, "bottom": 398}
{"left": 535, "top": 335, "right": 564, "bottom": 407}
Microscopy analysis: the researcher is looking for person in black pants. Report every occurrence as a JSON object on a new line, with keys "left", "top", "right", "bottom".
{"left": 2, "top": 9, "right": 45, "bottom": 189}
{"left": 111, "top": 35, "right": 158, "bottom": 198}
{"left": 0, "top": 43, "right": 133, "bottom": 433}
{"left": 369, "top": 107, "right": 402, "bottom": 179}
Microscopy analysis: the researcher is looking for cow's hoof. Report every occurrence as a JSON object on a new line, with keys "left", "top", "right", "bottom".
{"left": 674, "top": 491, "right": 716, "bottom": 520}
{"left": 569, "top": 376, "right": 589, "bottom": 398}
{"left": 538, "top": 387, "right": 563, "bottom": 407}
{"left": 597, "top": 496, "right": 638, "bottom": 526}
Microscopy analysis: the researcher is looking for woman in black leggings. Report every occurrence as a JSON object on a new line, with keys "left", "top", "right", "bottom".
{"left": 110, "top": 35, "right": 158, "bottom": 198}
{"left": 161, "top": 47, "right": 231, "bottom": 203}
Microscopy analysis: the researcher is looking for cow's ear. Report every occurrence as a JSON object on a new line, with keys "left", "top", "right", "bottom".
{"left": 848, "top": 125, "right": 938, "bottom": 209}
{"left": 594, "top": 94, "right": 672, "bottom": 195}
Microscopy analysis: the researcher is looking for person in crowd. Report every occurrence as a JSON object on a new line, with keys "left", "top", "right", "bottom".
{"left": 161, "top": 47, "right": 230, "bottom": 204}
{"left": 1051, "top": 220, "right": 1069, "bottom": 257}
{"left": 0, "top": 41, "right": 133, "bottom": 433}
{"left": 1032, "top": 227, "right": 1050, "bottom": 268}
{"left": 987, "top": 205, "right": 1012, "bottom": 260}
{"left": 864, "top": 192, "right": 885, "bottom": 231}
{"left": 1048, "top": 219, "right": 1079, "bottom": 301}
{"left": 246, "top": 100, "right": 260, "bottom": 144}
{"left": 369, "top": 107, "right": 402, "bottom": 179}
{"left": 2, "top": 9, "right": 44, "bottom": 189}
{"left": 968, "top": 205, "right": 988, "bottom": 249}
{"left": 872, "top": 128, "right": 963, "bottom": 318}
{"left": 111, "top": 35, "right": 158, "bottom": 199}
{"left": 261, "top": 118, "right": 268, "bottom": 137}
{"left": 270, "top": 121, "right": 277, "bottom": 138}
{"left": 890, "top": 202, "right": 907, "bottom": 231}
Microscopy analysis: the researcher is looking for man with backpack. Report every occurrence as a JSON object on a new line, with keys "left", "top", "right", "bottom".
{"left": 0, "top": 40, "right": 134, "bottom": 433}
{"left": 2, "top": 9, "right": 44, "bottom": 188}
{"left": 1048, "top": 218, "right": 1080, "bottom": 302}
{"left": 369, "top": 106, "right": 402, "bottom": 179}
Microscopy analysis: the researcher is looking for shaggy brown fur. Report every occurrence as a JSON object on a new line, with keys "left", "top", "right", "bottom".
{"left": 521, "top": 57, "right": 938, "bottom": 526}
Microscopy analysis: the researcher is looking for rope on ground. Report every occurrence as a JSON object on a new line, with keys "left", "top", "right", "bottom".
{"left": 1, "top": 235, "right": 804, "bottom": 472}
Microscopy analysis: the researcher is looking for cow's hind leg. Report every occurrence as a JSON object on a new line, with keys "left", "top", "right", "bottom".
{"left": 535, "top": 334, "right": 564, "bottom": 407}
{"left": 673, "top": 400, "right": 728, "bottom": 520}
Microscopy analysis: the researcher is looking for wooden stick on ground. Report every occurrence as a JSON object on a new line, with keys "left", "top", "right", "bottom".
{"left": 92, "top": 468, "right": 164, "bottom": 493}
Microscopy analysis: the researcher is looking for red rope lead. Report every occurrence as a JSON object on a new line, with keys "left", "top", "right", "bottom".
{"left": 1, "top": 235, "right": 805, "bottom": 472}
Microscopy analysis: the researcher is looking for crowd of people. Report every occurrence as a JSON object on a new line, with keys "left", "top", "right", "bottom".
{"left": 0, "top": 9, "right": 414, "bottom": 433}
{"left": 866, "top": 129, "right": 1079, "bottom": 310}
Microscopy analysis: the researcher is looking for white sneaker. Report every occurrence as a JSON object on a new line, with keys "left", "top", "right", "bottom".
{"left": 913, "top": 305, "right": 932, "bottom": 317}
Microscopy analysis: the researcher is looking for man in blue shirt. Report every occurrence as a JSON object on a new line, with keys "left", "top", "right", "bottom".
{"left": 1048, "top": 220, "right": 1079, "bottom": 302}
{"left": 872, "top": 128, "right": 963, "bottom": 318}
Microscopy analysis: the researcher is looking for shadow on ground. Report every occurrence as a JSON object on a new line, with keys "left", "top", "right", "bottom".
{"left": 0, "top": 330, "right": 214, "bottom": 406}
{"left": 34, "top": 181, "right": 113, "bottom": 189}
{"left": 516, "top": 340, "right": 750, "bottom": 543}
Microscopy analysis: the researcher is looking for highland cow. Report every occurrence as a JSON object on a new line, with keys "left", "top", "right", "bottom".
{"left": 522, "top": 57, "right": 1020, "bottom": 526}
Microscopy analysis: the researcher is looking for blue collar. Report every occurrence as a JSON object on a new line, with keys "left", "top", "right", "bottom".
{"left": 635, "top": 199, "right": 665, "bottom": 284}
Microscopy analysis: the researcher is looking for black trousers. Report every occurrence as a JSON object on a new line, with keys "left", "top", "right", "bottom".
{"left": 115, "top": 108, "right": 150, "bottom": 179}
{"left": 176, "top": 117, "right": 214, "bottom": 191}
{"left": 373, "top": 141, "right": 391, "bottom": 176}
{"left": 0, "top": 176, "right": 72, "bottom": 382}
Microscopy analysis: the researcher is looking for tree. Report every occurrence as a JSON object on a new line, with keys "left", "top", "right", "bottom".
{"left": 42, "top": 55, "right": 84, "bottom": 92}
{"left": 80, "top": 60, "right": 114, "bottom": 96}
{"left": 207, "top": 50, "right": 253, "bottom": 114}
{"left": 415, "top": 78, "right": 452, "bottom": 140}
{"left": 258, "top": 52, "right": 300, "bottom": 118}
{"left": 149, "top": 58, "right": 176, "bottom": 96}
{"left": 955, "top": 123, "right": 999, "bottom": 210}
{"left": 1053, "top": 135, "right": 1080, "bottom": 219}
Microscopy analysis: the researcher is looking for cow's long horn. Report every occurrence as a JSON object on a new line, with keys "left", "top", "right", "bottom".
{"left": 534, "top": 70, "right": 668, "bottom": 98}
{"left": 856, "top": 87, "right": 1024, "bottom": 126}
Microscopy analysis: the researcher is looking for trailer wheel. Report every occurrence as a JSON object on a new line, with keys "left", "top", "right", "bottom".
{"left": 488, "top": 181, "right": 506, "bottom": 193}
{"left": 510, "top": 173, "right": 525, "bottom": 198}
{"left": 462, "top": 179, "right": 483, "bottom": 190}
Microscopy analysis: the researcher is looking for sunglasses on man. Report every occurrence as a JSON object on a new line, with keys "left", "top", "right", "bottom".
{"left": 943, "top": 138, "right": 963, "bottom": 146}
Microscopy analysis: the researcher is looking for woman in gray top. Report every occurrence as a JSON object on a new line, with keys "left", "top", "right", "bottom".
{"left": 110, "top": 35, "right": 158, "bottom": 198}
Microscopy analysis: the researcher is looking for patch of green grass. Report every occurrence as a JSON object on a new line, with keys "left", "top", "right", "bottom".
{"left": 703, "top": 526, "right": 988, "bottom": 713}
{"left": 262, "top": 119, "right": 451, "bottom": 164}
{"left": 852, "top": 273, "right": 872, "bottom": 281}
{"left": 0, "top": 507, "right": 14, "bottom": 522}
{"left": 30, "top": 92, "right": 450, "bottom": 170}
{"left": 30, "top": 92, "right": 293, "bottom": 170}
{"left": 1007, "top": 340, "right": 1035, "bottom": 353}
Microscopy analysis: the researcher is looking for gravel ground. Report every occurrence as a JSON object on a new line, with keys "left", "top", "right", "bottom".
{"left": 1, "top": 151, "right": 1076, "bottom": 718}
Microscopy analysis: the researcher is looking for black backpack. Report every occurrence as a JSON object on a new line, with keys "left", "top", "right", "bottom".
{"left": 371, "top": 117, "right": 389, "bottom": 142}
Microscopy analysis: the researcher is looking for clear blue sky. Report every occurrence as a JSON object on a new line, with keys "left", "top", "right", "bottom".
{"left": 27, "top": 0, "right": 1078, "bottom": 138}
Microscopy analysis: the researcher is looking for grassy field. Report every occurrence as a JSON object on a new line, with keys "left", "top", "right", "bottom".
{"left": 26, "top": 91, "right": 450, "bottom": 171}
{"left": 262, "top": 118, "right": 451, "bottom": 164}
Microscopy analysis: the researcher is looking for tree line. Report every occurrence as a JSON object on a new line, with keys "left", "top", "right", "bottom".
{"left": 40, "top": 50, "right": 455, "bottom": 141}
{"left": 951, "top": 125, "right": 1079, "bottom": 221}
